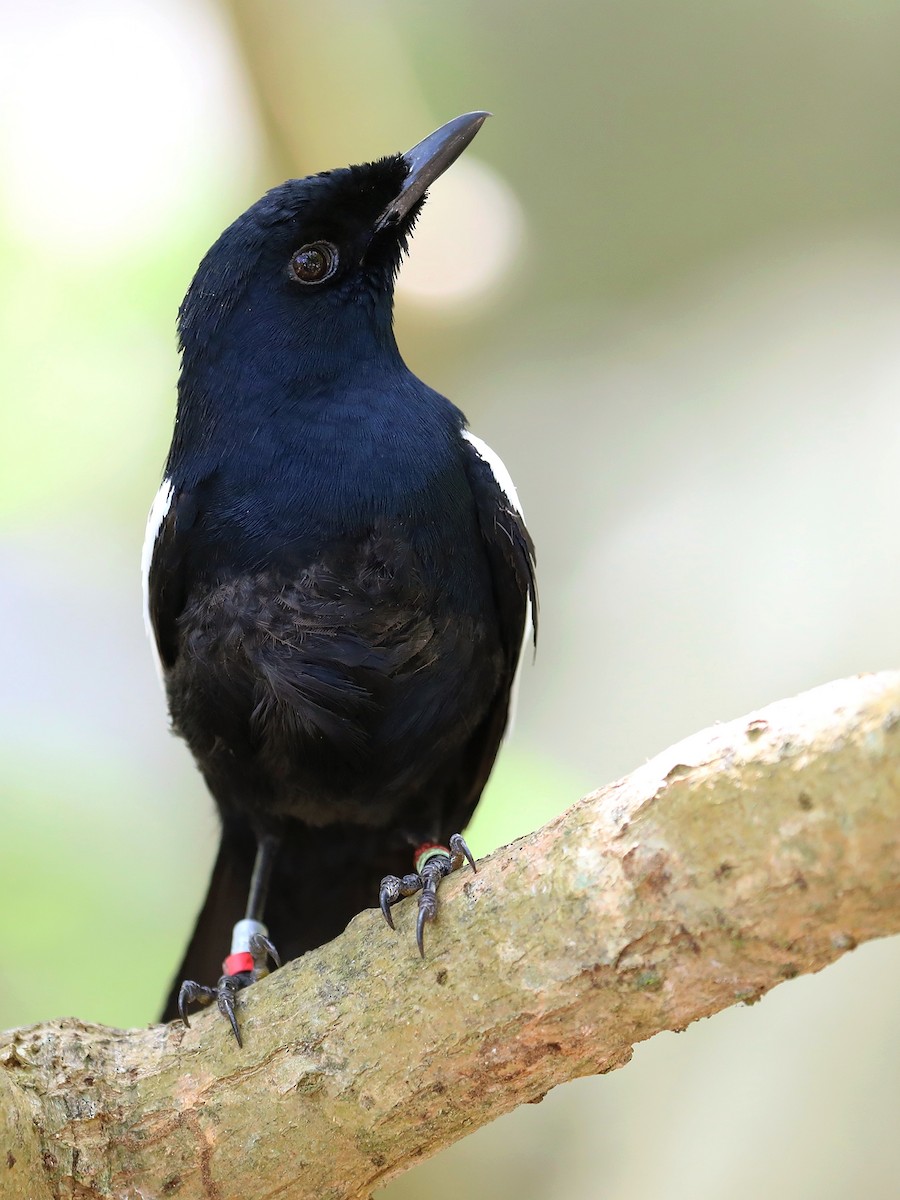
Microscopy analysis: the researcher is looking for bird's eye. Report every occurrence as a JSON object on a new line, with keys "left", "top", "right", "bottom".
{"left": 289, "top": 242, "right": 338, "bottom": 285}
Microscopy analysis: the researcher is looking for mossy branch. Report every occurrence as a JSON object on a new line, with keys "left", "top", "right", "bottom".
{"left": 2, "top": 672, "right": 899, "bottom": 1200}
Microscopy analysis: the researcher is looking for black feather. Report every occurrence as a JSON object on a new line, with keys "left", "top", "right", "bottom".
{"left": 147, "top": 122, "right": 535, "bottom": 1022}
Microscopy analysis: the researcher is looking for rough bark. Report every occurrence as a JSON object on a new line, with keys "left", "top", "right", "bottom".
{"left": 2, "top": 671, "right": 899, "bottom": 1200}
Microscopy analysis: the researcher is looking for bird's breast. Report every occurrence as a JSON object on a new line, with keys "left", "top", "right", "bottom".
{"left": 167, "top": 526, "right": 503, "bottom": 826}
{"left": 181, "top": 406, "right": 489, "bottom": 612}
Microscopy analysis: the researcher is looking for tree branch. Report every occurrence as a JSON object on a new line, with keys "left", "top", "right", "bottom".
{"left": 3, "top": 672, "right": 899, "bottom": 1200}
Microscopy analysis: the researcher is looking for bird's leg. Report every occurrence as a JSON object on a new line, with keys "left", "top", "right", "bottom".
{"left": 379, "top": 833, "right": 476, "bottom": 957}
{"left": 177, "top": 835, "right": 281, "bottom": 1046}
{"left": 245, "top": 832, "right": 280, "bottom": 924}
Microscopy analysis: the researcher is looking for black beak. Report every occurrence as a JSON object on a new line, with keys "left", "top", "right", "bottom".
{"left": 374, "top": 111, "right": 491, "bottom": 231}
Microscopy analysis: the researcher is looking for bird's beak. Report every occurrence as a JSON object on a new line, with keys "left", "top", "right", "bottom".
{"left": 374, "top": 111, "right": 491, "bottom": 231}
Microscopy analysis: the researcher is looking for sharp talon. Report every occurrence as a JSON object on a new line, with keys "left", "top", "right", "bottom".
{"left": 450, "top": 832, "right": 477, "bottom": 873}
{"left": 174, "top": 917, "right": 280, "bottom": 1047}
{"left": 175, "top": 965, "right": 259, "bottom": 1046}
{"left": 220, "top": 994, "right": 242, "bottom": 1047}
{"left": 380, "top": 873, "right": 422, "bottom": 928}
{"left": 250, "top": 932, "right": 281, "bottom": 968}
{"left": 177, "top": 982, "right": 192, "bottom": 1029}
{"left": 212, "top": 975, "right": 244, "bottom": 1047}
{"left": 416, "top": 866, "right": 440, "bottom": 958}
{"left": 381, "top": 836, "right": 475, "bottom": 956}
{"left": 177, "top": 979, "right": 216, "bottom": 1030}
{"left": 379, "top": 875, "right": 400, "bottom": 929}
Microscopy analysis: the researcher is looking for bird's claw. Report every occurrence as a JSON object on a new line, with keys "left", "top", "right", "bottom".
{"left": 448, "top": 832, "right": 477, "bottom": 874}
{"left": 379, "top": 833, "right": 476, "bottom": 956}
{"left": 379, "top": 872, "right": 422, "bottom": 929}
{"left": 177, "top": 979, "right": 217, "bottom": 1028}
{"left": 250, "top": 931, "right": 281, "bottom": 969}
{"left": 176, "top": 931, "right": 280, "bottom": 1047}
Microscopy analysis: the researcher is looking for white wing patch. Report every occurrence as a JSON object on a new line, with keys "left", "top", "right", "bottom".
{"left": 462, "top": 429, "right": 533, "bottom": 740}
{"left": 462, "top": 430, "right": 525, "bottom": 518}
{"left": 141, "top": 477, "right": 174, "bottom": 685}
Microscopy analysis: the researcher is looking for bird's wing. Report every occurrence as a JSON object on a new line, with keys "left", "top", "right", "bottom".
{"left": 462, "top": 430, "right": 537, "bottom": 663}
{"left": 445, "top": 429, "right": 537, "bottom": 833}
{"left": 142, "top": 477, "right": 198, "bottom": 680}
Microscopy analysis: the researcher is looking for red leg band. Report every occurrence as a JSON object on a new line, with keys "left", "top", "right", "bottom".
{"left": 223, "top": 951, "right": 254, "bottom": 976}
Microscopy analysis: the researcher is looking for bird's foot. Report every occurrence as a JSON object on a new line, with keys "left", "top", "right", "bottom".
{"left": 379, "top": 833, "right": 476, "bottom": 956}
{"left": 177, "top": 922, "right": 280, "bottom": 1047}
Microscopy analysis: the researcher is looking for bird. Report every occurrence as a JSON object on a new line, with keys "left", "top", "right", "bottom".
{"left": 143, "top": 112, "right": 537, "bottom": 1045}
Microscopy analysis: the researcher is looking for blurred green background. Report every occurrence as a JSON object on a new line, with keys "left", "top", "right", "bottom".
{"left": 2, "top": 0, "right": 899, "bottom": 1196}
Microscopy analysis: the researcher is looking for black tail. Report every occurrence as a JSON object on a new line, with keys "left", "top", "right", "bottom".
{"left": 160, "top": 820, "right": 406, "bottom": 1022}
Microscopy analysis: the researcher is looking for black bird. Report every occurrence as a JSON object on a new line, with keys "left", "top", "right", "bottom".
{"left": 143, "top": 112, "right": 537, "bottom": 1044}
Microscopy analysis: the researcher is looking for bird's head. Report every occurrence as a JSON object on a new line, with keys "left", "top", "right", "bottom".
{"left": 178, "top": 112, "right": 489, "bottom": 370}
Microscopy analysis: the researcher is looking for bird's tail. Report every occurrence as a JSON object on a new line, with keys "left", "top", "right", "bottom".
{"left": 160, "top": 821, "right": 406, "bottom": 1022}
